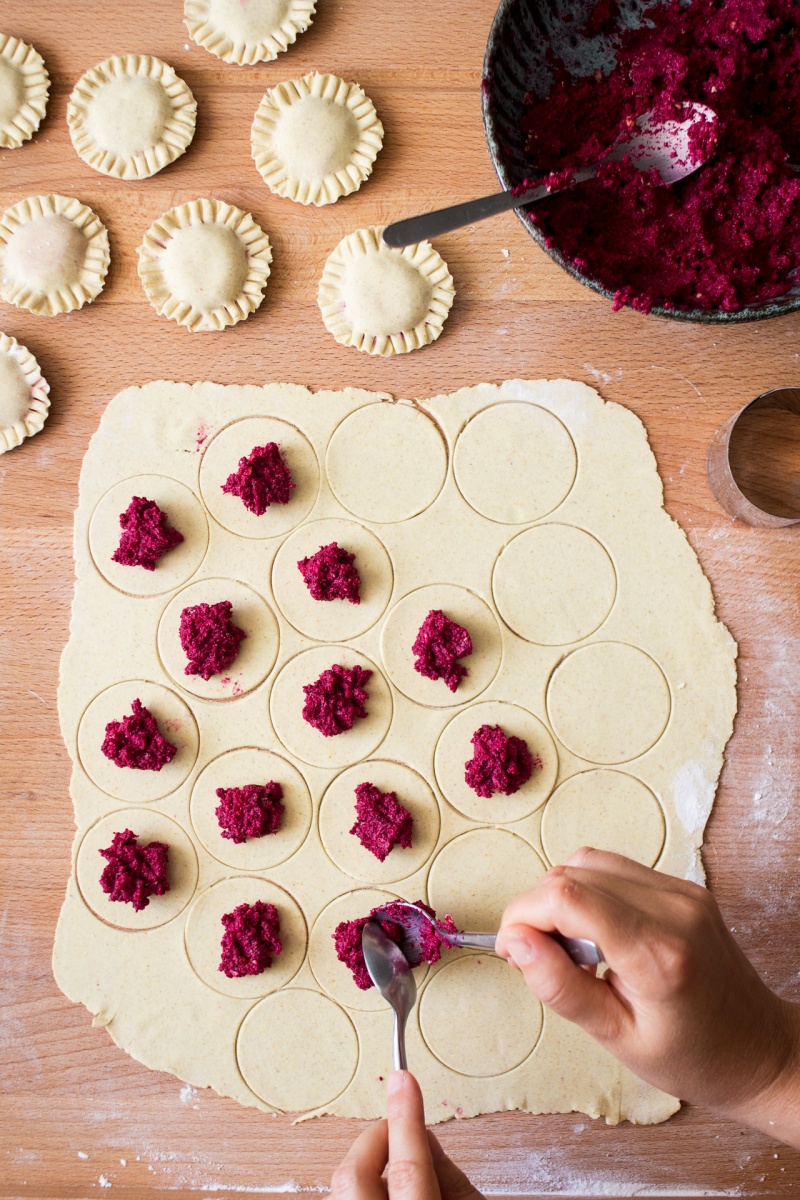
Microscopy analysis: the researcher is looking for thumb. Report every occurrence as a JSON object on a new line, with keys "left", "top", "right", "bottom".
{"left": 427, "top": 1132, "right": 483, "bottom": 1200}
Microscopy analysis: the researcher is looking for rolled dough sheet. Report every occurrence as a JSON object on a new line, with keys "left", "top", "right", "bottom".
{"left": 54, "top": 379, "right": 737, "bottom": 1126}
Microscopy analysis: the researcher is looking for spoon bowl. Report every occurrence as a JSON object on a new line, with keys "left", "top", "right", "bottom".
{"left": 362, "top": 920, "right": 418, "bottom": 1071}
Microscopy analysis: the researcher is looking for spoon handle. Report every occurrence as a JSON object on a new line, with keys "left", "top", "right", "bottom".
{"left": 392, "top": 1008, "right": 409, "bottom": 1072}
{"left": 450, "top": 931, "right": 603, "bottom": 966}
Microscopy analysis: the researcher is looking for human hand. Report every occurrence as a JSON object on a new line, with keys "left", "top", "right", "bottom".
{"left": 496, "top": 848, "right": 800, "bottom": 1144}
{"left": 330, "top": 1070, "right": 484, "bottom": 1200}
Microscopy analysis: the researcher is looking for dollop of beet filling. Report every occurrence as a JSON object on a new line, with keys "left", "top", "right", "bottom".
{"left": 101, "top": 698, "right": 178, "bottom": 771}
{"left": 215, "top": 782, "right": 285, "bottom": 844}
{"left": 99, "top": 828, "right": 170, "bottom": 911}
{"left": 219, "top": 900, "right": 282, "bottom": 978}
{"left": 221, "top": 442, "right": 294, "bottom": 515}
{"left": 464, "top": 723, "right": 541, "bottom": 799}
{"left": 333, "top": 900, "right": 458, "bottom": 991}
{"left": 179, "top": 600, "right": 246, "bottom": 680}
{"left": 412, "top": 609, "right": 473, "bottom": 693}
{"left": 513, "top": 0, "right": 800, "bottom": 313}
{"left": 298, "top": 542, "right": 361, "bottom": 605}
{"left": 111, "top": 496, "right": 184, "bottom": 571}
{"left": 350, "top": 781, "right": 413, "bottom": 862}
{"left": 302, "top": 663, "right": 372, "bottom": 736}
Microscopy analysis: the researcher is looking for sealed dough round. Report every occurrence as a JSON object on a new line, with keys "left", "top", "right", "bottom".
{"left": 426, "top": 829, "right": 545, "bottom": 931}
{"left": 326, "top": 403, "right": 446, "bottom": 522}
{"left": 420, "top": 954, "right": 542, "bottom": 1076}
{"left": 541, "top": 769, "right": 665, "bottom": 867}
{"left": 271, "top": 518, "right": 393, "bottom": 642}
{"left": 547, "top": 642, "right": 671, "bottom": 764}
{"left": 76, "top": 809, "right": 198, "bottom": 930}
{"left": 157, "top": 577, "right": 279, "bottom": 702}
{"left": 200, "top": 415, "right": 319, "bottom": 539}
{"left": 319, "top": 760, "right": 440, "bottom": 885}
{"left": 0, "top": 34, "right": 49, "bottom": 150}
{"left": 185, "top": 0, "right": 315, "bottom": 65}
{"left": 434, "top": 701, "right": 558, "bottom": 822}
{"left": 493, "top": 524, "right": 617, "bottom": 646}
{"left": 454, "top": 402, "right": 576, "bottom": 524}
{"left": 269, "top": 646, "right": 392, "bottom": 769}
{"left": 88, "top": 475, "right": 208, "bottom": 597}
{"left": 237, "top": 989, "right": 357, "bottom": 1113}
{"left": 0, "top": 332, "right": 50, "bottom": 454}
{"left": 184, "top": 876, "right": 306, "bottom": 998}
{"left": 380, "top": 584, "right": 502, "bottom": 708}
{"left": 190, "top": 747, "right": 311, "bottom": 870}
{"left": 77, "top": 680, "right": 199, "bottom": 803}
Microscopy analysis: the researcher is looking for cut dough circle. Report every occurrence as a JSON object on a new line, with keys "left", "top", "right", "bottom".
{"left": 269, "top": 645, "right": 392, "bottom": 769}
{"left": 185, "top": 0, "right": 315, "bottom": 65}
{"left": 493, "top": 524, "right": 617, "bottom": 646}
{"left": 0, "top": 194, "right": 110, "bottom": 316}
{"left": 427, "top": 828, "right": 546, "bottom": 931}
{"left": 138, "top": 199, "right": 272, "bottom": 332}
{"left": 88, "top": 475, "right": 208, "bottom": 597}
{"left": 76, "top": 809, "right": 198, "bottom": 930}
{"left": 434, "top": 700, "right": 558, "bottom": 823}
{"left": 190, "top": 747, "right": 312, "bottom": 870}
{"left": 0, "top": 34, "right": 49, "bottom": 150}
{"left": 319, "top": 760, "right": 440, "bottom": 884}
{"left": 237, "top": 988, "right": 357, "bottom": 1112}
{"left": 184, "top": 876, "right": 307, "bottom": 998}
{"left": 0, "top": 332, "right": 50, "bottom": 454}
{"left": 157, "top": 577, "right": 279, "bottom": 702}
{"left": 318, "top": 226, "right": 455, "bottom": 356}
{"left": 420, "top": 954, "right": 543, "bottom": 1077}
{"left": 251, "top": 73, "right": 384, "bottom": 206}
{"left": 77, "top": 680, "right": 199, "bottom": 803}
{"left": 271, "top": 518, "right": 393, "bottom": 642}
{"left": 200, "top": 415, "right": 319, "bottom": 539}
{"left": 67, "top": 55, "right": 196, "bottom": 180}
{"left": 541, "top": 768, "right": 665, "bottom": 867}
{"left": 326, "top": 402, "right": 447, "bottom": 523}
{"left": 380, "top": 584, "right": 502, "bottom": 708}
{"left": 546, "top": 642, "right": 671, "bottom": 764}
{"left": 454, "top": 402, "right": 577, "bottom": 524}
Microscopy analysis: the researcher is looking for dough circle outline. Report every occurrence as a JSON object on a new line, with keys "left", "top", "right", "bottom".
{"left": 88, "top": 474, "right": 209, "bottom": 597}
{"left": 426, "top": 828, "right": 546, "bottom": 932}
{"left": 76, "top": 808, "right": 199, "bottom": 930}
{"left": 541, "top": 769, "right": 666, "bottom": 867}
{"left": 546, "top": 641, "right": 672, "bottom": 765}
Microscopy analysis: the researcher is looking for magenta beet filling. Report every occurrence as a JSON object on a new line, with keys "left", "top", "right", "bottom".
{"left": 221, "top": 443, "right": 295, "bottom": 515}
{"left": 350, "top": 781, "right": 413, "bottom": 862}
{"left": 111, "top": 496, "right": 184, "bottom": 571}
{"left": 297, "top": 542, "right": 361, "bottom": 605}
{"left": 333, "top": 900, "right": 458, "bottom": 991}
{"left": 179, "top": 600, "right": 246, "bottom": 680}
{"left": 99, "top": 828, "right": 170, "bottom": 912}
{"left": 514, "top": 0, "right": 800, "bottom": 314}
{"left": 464, "top": 723, "right": 541, "bottom": 799}
{"left": 215, "top": 782, "right": 285, "bottom": 844}
{"left": 101, "top": 698, "right": 177, "bottom": 771}
{"left": 412, "top": 609, "right": 473, "bottom": 693}
{"left": 302, "top": 663, "right": 372, "bottom": 737}
{"left": 219, "top": 900, "right": 282, "bottom": 978}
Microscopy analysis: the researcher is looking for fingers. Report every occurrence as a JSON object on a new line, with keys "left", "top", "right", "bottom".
{"left": 563, "top": 847, "right": 700, "bottom": 898}
{"left": 386, "top": 1071, "right": 440, "bottom": 1200}
{"left": 427, "top": 1132, "right": 485, "bottom": 1200}
{"left": 331, "top": 1120, "right": 389, "bottom": 1200}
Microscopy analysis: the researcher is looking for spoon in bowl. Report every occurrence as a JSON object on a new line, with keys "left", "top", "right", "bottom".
{"left": 382, "top": 102, "right": 717, "bottom": 248}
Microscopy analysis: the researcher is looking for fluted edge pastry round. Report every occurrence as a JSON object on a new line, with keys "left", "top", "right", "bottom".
{"left": 0, "top": 33, "right": 49, "bottom": 149}
{"left": 184, "top": 0, "right": 316, "bottom": 65}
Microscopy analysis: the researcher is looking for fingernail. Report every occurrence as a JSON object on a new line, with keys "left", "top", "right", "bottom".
{"left": 388, "top": 1070, "right": 406, "bottom": 1095}
{"left": 505, "top": 932, "right": 537, "bottom": 967}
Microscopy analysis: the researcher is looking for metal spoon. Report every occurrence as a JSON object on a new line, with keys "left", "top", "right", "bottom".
{"left": 373, "top": 900, "right": 603, "bottom": 968}
{"left": 362, "top": 920, "right": 418, "bottom": 1071}
{"left": 382, "top": 102, "right": 717, "bottom": 249}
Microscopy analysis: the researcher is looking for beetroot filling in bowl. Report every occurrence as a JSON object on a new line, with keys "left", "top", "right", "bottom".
{"left": 179, "top": 600, "right": 246, "bottom": 680}
{"left": 219, "top": 900, "right": 282, "bottom": 978}
{"left": 101, "top": 698, "right": 177, "bottom": 771}
{"left": 215, "top": 782, "right": 285, "bottom": 843}
{"left": 221, "top": 442, "right": 294, "bottom": 515}
{"left": 350, "top": 781, "right": 414, "bottom": 862}
{"left": 111, "top": 496, "right": 184, "bottom": 571}
{"left": 333, "top": 899, "right": 458, "bottom": 990}
{"left": 297, "top": 541, "right": 361, "bottom": 604}
{"left": 464, "top": 722, "right": 540, "bottom": 798}
{"left": 412, "top": 608, "right": 473, "bottom": 692}
{"left": 302, "top": 663, "right": 372, "bottom": 736}
{"left": 99, "top": 828, "right": 170, "bottom": 912}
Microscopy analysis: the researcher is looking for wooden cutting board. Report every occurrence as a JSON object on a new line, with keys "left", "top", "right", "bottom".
{"left": 1, "top": 2, "right": 798, "bottom": 1196}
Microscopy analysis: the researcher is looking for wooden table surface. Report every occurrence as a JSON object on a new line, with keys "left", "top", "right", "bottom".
{"left": 2, "top": 2, "right": 799, "bottom": 1196}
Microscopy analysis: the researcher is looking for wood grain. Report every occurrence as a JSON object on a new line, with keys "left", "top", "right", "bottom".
{"left": 1, "top": 2, "right": 799, "bottom": 1197}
